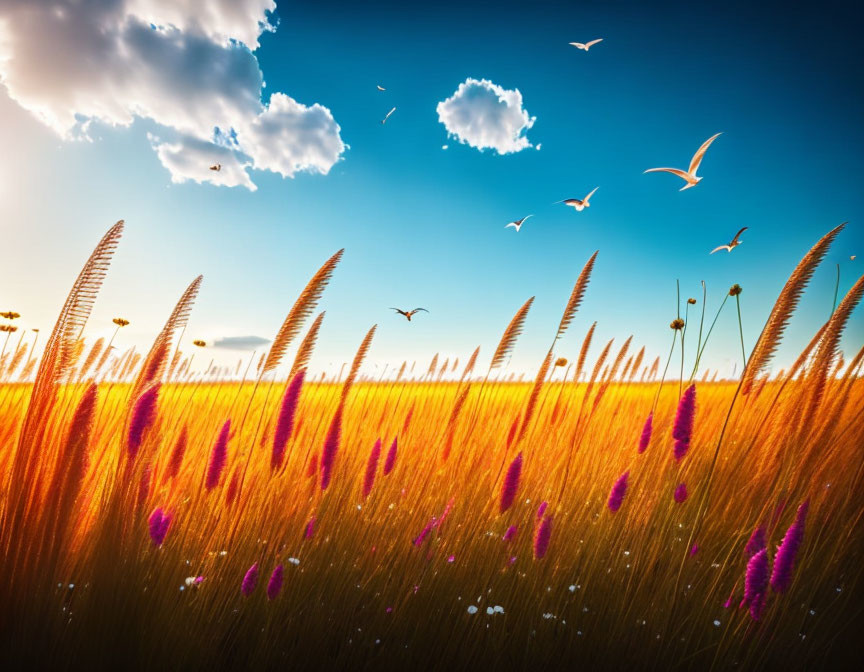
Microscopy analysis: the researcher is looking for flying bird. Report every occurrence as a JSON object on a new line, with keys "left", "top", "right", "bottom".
{"left": 209, "top": 164, "right": 221, "bottom": 172}
{"left": 381, "top": 107, "right": 396, "bottom": 124}
{"left": 644, "top": 133, "right": 722, "bottom": 191}
{"left": 710, "top": 226, "right": 748, "bottom": 254}
{"left": 390, "top": 307, "right": 429, "bottom": 321}
{"left": 851, "top": 255, "right": 857, "bottom": 261}
{"left": 557, "top": 187, "right": 599, "bottom": 212}
{"left": 569, "top": 39, "right": 603, "bottom": 51}
{"left": 505, "top": 215, "right": 533, "bottom": 232}
{"left": 377, "top": 85, "right": 386, "bottom": 91}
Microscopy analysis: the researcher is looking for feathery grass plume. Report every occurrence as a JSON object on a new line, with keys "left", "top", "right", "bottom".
{"left": 266, "top": 565, "right": 284, "bottom": 600}
{"left": 553, "top": 251, "right": 598, "bottom": 345}
{"left": 4, "top": 221, "right": 123, "bottom": 555}
{"left": 138, "top": 464, "right": 153, "bottom": 507}
{"left": 517, "top": 352, "right": 552, "bottom": 441}
{"left": 320, "top": 405, "right": 343, "bottom": 490}
{"left": 505, "top": 417, "right": 519, "bottom": 449}
{"left": 413, "top": 519, "right": 435, "bottom": 547}
{"left": 341, "top": 325, "right": 376, "bottom": 403}
{"left": 745, "top": 526, "right": 766, "bottom": 558}
{"left": 147, "top": 508, "right": 172, "bottom": 547}
{"left": 499, "top": 452, "right": 523, "bottom": 513}
{"left": 673, "top": 483, "right": 688, "bottom": 504}
{"left": 271, "top": 369, "right": 306, "bottom": 471}
{"left": 574, "top": 321, "right": 597, "bottom": 382}
{"left": 607, "top": 471, "right": 630, "bottom": 513}
{"left": 461, "top": 346, "right": 480, "bottom": 382}
{"left": 427, "top": 353, "right": 439, "bottom": 378}
{"left": 534, "top": 515, "right": 553, "bottom": 559}
{"left": 306, "top": 453, "right": 318, "bottom": 479}
{"left": 744, "top": 548, "right": 770, "bottom": 621}
{"left": 383, "top": 437, "right": 397, "bottom": 475}
{"left": 362, "top": 438, "right": 382, "bottom": 498}
{"left": 288, "top": 312, "right": 324, "bottom": 382}
{"left": 225, "top": 468, "right": 240, "bottom": 506}
{"left": 771, "top": 500, "right": 809, "bottom": 593}
{"left": 742, "top": 223, "right": 845, "bottom": 394}
{"left": 441, "top": 383, "right": 470, "bottom": 460}
{"left": 131, "top": 275, "right": 202, "bottom": 400}
{"left": 801, "top": 274, "right": 864, "bottom": 425}
{"left": 537, "top": 501, "right": 548, "bottom": 519}
{"left": 205, "top": 420, "right": 231, "bottom": 491}
{"left": 5, "top": 342, "right": 28, "bottom": 378}
{"left": 629, "top": 346, "right": 645, "bottom": 382}
{"left": 77, "top": 337, "right": 104, "bottom": 381}
{"left": 127, "top": 383, "right": 160, "bottom": 460}
{"left": 672, "top": 384, "right": 696, "bottom": 462}
{"left": 241, "top": 562, "right": 260, "bottom": 597}
{"left": 638, "top": 413, "right": 653, "bottom": 453}
{"left": 262, "top": 249, "right": 344, "bottom": 375}
{"left": 165, "top": 425, "right": 188, "bottom": 480}
{"left": 402, "top": 404, "right": 415, "bottom": 434}
{"left": 490, "top": 297, "right": 534, "bottom": 369}
{"left": 503, "top": 525, "right": 517, "bottom": 542}
{"left": 304, "top": 517, "right": 316, "bottom": 539}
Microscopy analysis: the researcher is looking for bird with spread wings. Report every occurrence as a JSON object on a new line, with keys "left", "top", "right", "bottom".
{"left": 710, "top": 227, "right": 748, "bottom": 254}
{"left": 390, "top": 307, "right": 429, "bottom": 321}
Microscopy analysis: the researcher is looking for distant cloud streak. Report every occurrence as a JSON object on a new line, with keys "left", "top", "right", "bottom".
{"left": 211, "top": 335, "right": 272, "bottom": 350}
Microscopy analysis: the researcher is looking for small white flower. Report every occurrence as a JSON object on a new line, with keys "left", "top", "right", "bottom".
{"left": 289, "top": 557, "right": 300, "bottom": 565}
{"left": 467, "top": 605, "right": 478, "bottom": 614}
{"left": 713, "top": 620, "right": 721, "bottom": 627}
{"left": 568, "top": 585, "right": 576, "bottom": 593}
{"left": 486, "top": 607, "right": 494, "bottom": 615}
{"left": 493, "top": 605, "right": 504, "bottom": 613}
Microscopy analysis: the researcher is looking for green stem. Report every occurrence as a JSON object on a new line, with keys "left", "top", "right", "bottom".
{"left": 652, "top": 331, "right": 677, "bottom": 415}
{"left": 735, "top": 294, "right": 746, "bottom": 370}
{"left": 831, "top": 263, "right": 840, "bottom": 316}
{"left": 689, "top": 294, "right": 729, "bottom": 382}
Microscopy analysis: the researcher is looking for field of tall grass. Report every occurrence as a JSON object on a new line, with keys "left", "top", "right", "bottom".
{"left": 1, "top": 221, "right": 862, "bottom": 670}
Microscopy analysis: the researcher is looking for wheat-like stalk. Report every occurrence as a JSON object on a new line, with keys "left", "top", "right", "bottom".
{"left": 289, "top": 312, "right": 325, "bottom": 382}
{"left": 262, "top": 249, "right": 344, "bottom": 375}
{"left": 742, "top": 223, "right": 845, "bottom": 393}
{"left": 341, "top": 325, "right": 376, "bottom": 403}
{"left": 574, "top": 321, "right": 597, "bottom": 382}
{"left": 517, "top": 351, "right": 553, "bottom": 442}
{"left": 490, "top": 297, "right": 534, "bottom": 370}
{"left": 131, "top": 275, "right": 202, "bottom": 400}
{"left": 552, "top": 251, "right": 598, "bottom": 346}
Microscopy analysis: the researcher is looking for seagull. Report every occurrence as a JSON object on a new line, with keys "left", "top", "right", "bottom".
{"left": 377, "top": 85, "right": 386, "bottom": 91}
{"left": 505, "top": 215, "right": 533, "bottom": 232}
{"left": 557, "top": 187, "right": 599, "bottom": 212}
{"left": 644, "top": 133, "right": 722, "bottom": 190}
{"left": 209, "top": 164, "right": 221, "bottom": 172}
{"left": 390, "top": 307, "right": 428, "bottom": 321}
{"left": 381, "top": 107, "right": 396, "bottom": 124}
{"left": 851, "top": 255, "right": 857, "bottom": 261}
{"left": 710, "top": 227, "right": 748, "bottom": 254}
{"left": 569, "top": 39, "right": 603, "bottom": 51}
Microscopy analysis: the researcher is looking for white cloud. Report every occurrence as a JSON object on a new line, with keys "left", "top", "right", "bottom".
{"left": 436, "top": 78, "right": 535, "bottom": 155}
{"left": 0, "top": 0, "right": 345, "bottom": 190}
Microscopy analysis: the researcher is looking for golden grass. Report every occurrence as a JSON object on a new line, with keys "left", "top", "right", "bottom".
{"left": 0, "top": 223, "right": 862, "bottom": 669}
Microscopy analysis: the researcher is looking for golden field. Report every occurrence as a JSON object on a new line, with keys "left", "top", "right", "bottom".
{"left": 1, "top": 221, "right": 862, "bottom": 670}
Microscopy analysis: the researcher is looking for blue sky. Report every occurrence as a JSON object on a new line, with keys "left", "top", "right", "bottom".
{"left": 0, "top": 0, "right": 861, "bottom": 378}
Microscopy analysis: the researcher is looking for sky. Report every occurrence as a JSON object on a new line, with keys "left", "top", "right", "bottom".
{"left": 0, "top": 0, "right": 862, "bottom": 380}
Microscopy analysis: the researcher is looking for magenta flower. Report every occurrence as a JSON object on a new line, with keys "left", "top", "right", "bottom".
{"left": 536, "top": 501, "right": 548, "bottom": 519}
{"left": 241, "top": 562, "right": 260, "bottom": 597}
{"left": 362, "top": 438, "right": 382, "bottom": 498}
{"left": 266, "top": 565, "right": 284, "bottom": 600}
{"left": 383, "top": 436, "right": 398, "bottom": 475}
{"left": 770, "top": 500, "right": 808, "bottom": 594}
{"left": 638, "top": 412, "right": 652, "bottom": 453}
{"left": 320, "top": 406, "right": 342, "bottom": 491}
{"left": 744, "top": 548, "right": 770, "bottom": 620}
{"left": 272, "top": 369, "right": 305, "bottom": 471}
{"left": 499, "top": 452, "right": 523, "bottom": 513}
{"left": 503, "top": 525, "right": 517, "bottom": 542}
{"left": 672, "top": 384, "right": 696, "bottom": 461}
{"left": 304, "top": 516, "right": 316, "bottom": 540}
{"left": 690, "top": 543, "right": 699, "bottom": 556}
{"left": 148, "top": 507, "right": 172, "bottom": 546}
{"left": 607, "top": 470, "right": 629, "bottom": 513}
{"left": 534, "top": 515, "right": 553, "bottom": 559}
{"left": 413, "top": 519, "right": 435, "bottom": 547}
{"left": 205, "top": 419, "right": 230, "bottom": 491}
{"left": 673, "top": 482, "right": 688, "bottom": 504}
{"left": 128, "top": 384, "right": 160, "bottom": 459}
{"left": 744, "top": 526, "right": 766, "bottom": 558}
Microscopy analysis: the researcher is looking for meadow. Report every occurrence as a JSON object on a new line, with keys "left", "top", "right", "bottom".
{"left": 0, "top": 221, "right": 862, "bottom": 670}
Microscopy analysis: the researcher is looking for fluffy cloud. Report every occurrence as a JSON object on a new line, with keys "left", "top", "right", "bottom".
{"left": 0, "top": 0, "right": 345, "bottom": 189}
{"left": 211, "top": 335, "right": 272, "bottom": 350}
{"left": 436, "top": 78, "right": 535, "bottom": 155}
